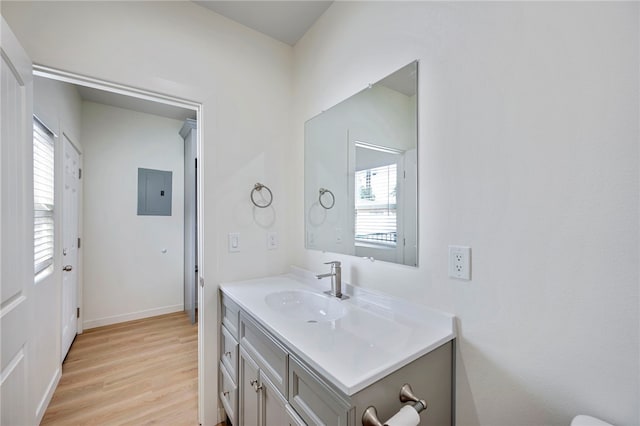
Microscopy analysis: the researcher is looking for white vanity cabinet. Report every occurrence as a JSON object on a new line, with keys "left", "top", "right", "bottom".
{"left": 220, "top": 287, "right": 454, "bottom": 426}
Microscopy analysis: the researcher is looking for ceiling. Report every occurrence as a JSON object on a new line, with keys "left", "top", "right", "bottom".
{"left": 76, "top": 85, "right": 196, "bottom": 121}
{"left": 194, "top": 1, "right": 333, "bottom": 45}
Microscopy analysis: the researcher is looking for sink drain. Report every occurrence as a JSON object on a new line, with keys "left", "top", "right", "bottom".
{"left": 306, "top": 320, "right": 317, "bottom": 323}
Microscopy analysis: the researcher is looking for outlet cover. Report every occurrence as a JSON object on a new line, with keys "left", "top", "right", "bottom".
{"left": 449, "top": 245, "right": 471, "bottom": 280}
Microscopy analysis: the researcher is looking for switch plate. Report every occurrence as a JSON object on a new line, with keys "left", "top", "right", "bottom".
{"left": 228, "top": 233, "right": 240, "bottom": 253}
{"left": 267, "top": 232, "right": 278, "bottom": 250}
{"left": 449, "top": 245, "right": 471, "bottom": 280}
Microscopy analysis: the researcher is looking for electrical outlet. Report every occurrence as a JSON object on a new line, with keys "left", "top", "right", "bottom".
{"left": 449, "top": 245, "right": 471, "bottom": 280}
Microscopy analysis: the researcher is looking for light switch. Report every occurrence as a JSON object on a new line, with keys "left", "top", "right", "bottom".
{"left": 267, "top": 232, "right": 278, "bottom": 250}
{"left": 228, "top": 233, "right": 240, "bottom": 253}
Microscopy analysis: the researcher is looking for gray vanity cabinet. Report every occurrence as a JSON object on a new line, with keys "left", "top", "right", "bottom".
{"left": 220, "top": 291, "right": 453, "bottom": 426}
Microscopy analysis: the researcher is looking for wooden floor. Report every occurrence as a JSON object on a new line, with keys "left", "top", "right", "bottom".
{"left": 42, "top": 312, "right": 198, "bottom": 425}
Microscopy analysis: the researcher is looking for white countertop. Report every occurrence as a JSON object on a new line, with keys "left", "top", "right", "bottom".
{"left": 220, "top": 269, "right": 456, "bottom": 396}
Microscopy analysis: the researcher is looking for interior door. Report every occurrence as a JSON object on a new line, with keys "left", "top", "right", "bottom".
{"left": 1, "top": 17, "right": 34, "bottom": 425}
{"left": 61, "top": 134, "right": 80, "bottom": 359}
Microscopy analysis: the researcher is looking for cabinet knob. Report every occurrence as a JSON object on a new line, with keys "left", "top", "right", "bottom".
{"left": 223, "top": 391, "right": 229, "bottom": 397}
{"left": 250, "top": 379, "right": 263, "bottom": 392}
{"left": 224, "top": 351, "right": 232, "bottom": 357}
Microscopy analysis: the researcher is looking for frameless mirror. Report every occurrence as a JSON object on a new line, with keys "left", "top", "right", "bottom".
{"left": 305, "top": 61, "right": 418, "bottom": 266}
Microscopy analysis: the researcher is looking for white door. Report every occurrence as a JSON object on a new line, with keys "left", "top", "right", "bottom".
{"left": 61, "top": 135, "right": 80, "bottom": 359}
{"left": 1, "top": 17, "right": 34, "bottom": 425}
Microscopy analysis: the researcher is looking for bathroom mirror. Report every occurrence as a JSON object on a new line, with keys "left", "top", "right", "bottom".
{"left": 305, "top": 61, "right": 418, "bottom": 266}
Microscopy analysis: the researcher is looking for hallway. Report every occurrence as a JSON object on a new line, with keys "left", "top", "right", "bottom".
{"left": 42, "top": 312, "right": 198, "bottom": 425}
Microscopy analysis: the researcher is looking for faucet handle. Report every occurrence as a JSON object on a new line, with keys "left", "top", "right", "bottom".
{"left": 324, "top": 261, "right": 341, "bottom": 267}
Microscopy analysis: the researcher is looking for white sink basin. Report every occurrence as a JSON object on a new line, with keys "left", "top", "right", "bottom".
{"left": 265, "top": 290, "right": 347, "bottom": 322}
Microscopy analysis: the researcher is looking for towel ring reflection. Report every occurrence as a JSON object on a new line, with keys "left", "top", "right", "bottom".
{"left": 251, "top": 183, "right": 273, "bottom": 208}
{"left": 319, "top": 188, "right": 335, "bottom": 209}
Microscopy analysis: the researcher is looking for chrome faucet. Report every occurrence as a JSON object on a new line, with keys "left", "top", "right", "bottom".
{"left": 316, "top": 261, "right": 348, "bottom": 299}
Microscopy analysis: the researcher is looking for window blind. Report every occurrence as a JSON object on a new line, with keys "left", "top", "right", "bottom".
{"left": 355, "top": 163, "right": 397, "bottom": 244}
{"left": 33, "top": 118, "right": 54, "bottom": 275}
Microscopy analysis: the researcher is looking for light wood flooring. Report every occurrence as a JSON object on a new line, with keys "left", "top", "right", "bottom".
{"left": 42, "top": 312, "right": 198, "bottom": 425}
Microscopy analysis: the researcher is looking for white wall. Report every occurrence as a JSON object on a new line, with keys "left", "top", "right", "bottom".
{"left": 2, "top": 2, "right": 293, "bottom": 423}
{"left": 81, "top": 101, "right": 184, "bottom": 328}
{"left": 31, "top": 76, "right": 82, "bottom": 423}
{"left": 293, "top": 2, "right": 639, "bottom": 426}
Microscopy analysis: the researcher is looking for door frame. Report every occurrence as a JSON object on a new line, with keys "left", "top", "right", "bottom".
{"left": 33, "top": 65, "right": 206, "bottom": 422}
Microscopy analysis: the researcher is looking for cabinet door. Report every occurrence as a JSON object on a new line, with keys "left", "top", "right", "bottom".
{"left": 240, "top": 347, "right": 260, "bottom": 426}
{"left": 289, "top": 356, "right": 351, "bottom": 426}
{"left": 260, "top": 371, "right": 289, "bottom": 426}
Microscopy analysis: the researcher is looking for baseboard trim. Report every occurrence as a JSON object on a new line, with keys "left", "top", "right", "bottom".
{"left": 35, "top": 366, "right": 61, "bottom": 424}
{"left": 83, "top": 304, "right": 183, "bottom": 330}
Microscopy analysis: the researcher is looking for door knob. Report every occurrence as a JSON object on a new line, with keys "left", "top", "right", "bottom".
{"left": 63, "top": 265, "right": 73, "bottom": 272}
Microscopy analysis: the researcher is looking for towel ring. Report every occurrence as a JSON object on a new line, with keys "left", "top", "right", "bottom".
{"left": 319, "top": 188, "right": 335, "bottom": 209}
{"left": 251, "top": 183, "right": 273, "bottom": 208}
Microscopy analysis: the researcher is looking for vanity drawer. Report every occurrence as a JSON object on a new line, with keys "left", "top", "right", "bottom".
{"left": 220, "top": 361, "right": 238, "bottom": 425}
{"left": 221, "top": 324, "right": 239, "bottom": 381}
{"left": 239, "top": 312, "right": 288, "bottom": 397}
{"left": 221, "top": 293, "right": 240, "bottom": 339}
{"left": 289, "top": 356, "right": 352, "bottom": 426}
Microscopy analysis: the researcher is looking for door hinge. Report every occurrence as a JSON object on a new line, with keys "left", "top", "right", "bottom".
{"left": 77, "top": 307, "right": 80, "bottom": 318}
{"left": 79, "top": 168, "right": 82, "bottom": 179}
{"left": 77, "top": 237, "right": 81, "bottom": 249}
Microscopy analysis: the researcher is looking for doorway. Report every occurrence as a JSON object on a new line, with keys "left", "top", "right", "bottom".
{"left": 34, "top": 66, "right": 204, "bottom": 421}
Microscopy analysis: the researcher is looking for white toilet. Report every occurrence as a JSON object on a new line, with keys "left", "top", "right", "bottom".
{"left": 571, "top": 415, "right": 614, "bottom": 426}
